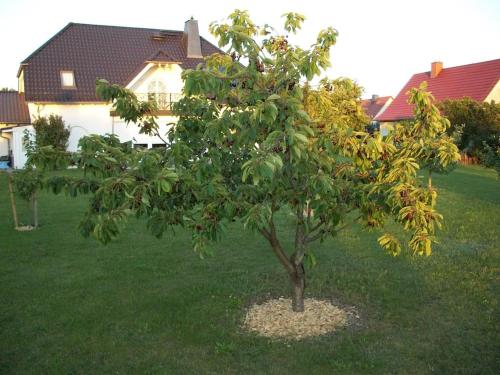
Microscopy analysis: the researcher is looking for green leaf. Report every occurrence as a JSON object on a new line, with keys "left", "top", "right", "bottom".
{"left": 267, "top": 94, "right": 281, "bottom": 101}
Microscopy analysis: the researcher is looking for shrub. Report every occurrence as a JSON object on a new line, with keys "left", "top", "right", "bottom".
{"left": 439, "top": 98, "right": 500, "bottom": 158}
{"left": 31, "top": 114, "right": 70, "bottom": 151}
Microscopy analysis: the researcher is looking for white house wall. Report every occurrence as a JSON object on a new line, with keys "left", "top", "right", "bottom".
{"left": 0, "top": 134, "right": 10, "bottom": 156}
{"left": 113, "top": 117, "right": 176, "bottom": 147}
{"left": 27, "top": 103, "right": 175, "bottom": 150}
{"left": 129, "top": 64, "right": 184, "bottom": 94}
{"left": 27, "top": 103, "right": 113, "bottom": 152}
{"left": 11, "top": 125, "right": 34, "bottom": 169}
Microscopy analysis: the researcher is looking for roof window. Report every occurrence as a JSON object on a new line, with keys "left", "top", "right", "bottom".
{"left": 60, "top": 70, "right": 75, "bottom": 88}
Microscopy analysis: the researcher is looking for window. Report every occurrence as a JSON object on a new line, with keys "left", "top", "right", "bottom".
{"left": 147, "top": 80, "right": 167, "bottom": 103}
{"left": 60, "top": 70, "right": 75, "bottom": 88}
{"left": 133, "top": 143, "right": 148, "bottom": 149}
{"left": 147, "top": 80, "right": 166, "bottom": 95}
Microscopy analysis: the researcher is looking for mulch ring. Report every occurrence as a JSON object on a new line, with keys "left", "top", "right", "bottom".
{"left": 15, "top": 225, "right": 35, "bottom": 232}
{"left": 243, "top": 297, "right": 359, "bottom": 340}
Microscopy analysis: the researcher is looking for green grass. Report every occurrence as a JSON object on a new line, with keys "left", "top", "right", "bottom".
{"left": 0, "top": 166, "right": 499, "bottom": 374}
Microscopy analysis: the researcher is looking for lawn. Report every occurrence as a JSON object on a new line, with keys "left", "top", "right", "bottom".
{"left": 0, "top": 165, "right": 498, "bottom": 374}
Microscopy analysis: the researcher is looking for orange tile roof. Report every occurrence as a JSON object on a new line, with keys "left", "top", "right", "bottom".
{"left": 0, "top": 92, "right": 31, "bottom": 124}
{"left": 376, "top": 59, "right": 500, "bottom": 121}
{"left": 361, "top": 96, "right": 392, "bottom": 119}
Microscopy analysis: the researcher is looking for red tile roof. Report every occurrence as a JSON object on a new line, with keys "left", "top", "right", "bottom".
{"left": 361, "top": 96, "right": 392, "bottom": 119}
{"left": 376, "top": 59, "right": 500, "bottom": 122}
{"left": 0, "top": 92, "right": 31, "bottom": 124}
{"left": 20, "top": 23, "right": 222, "bottom": 102}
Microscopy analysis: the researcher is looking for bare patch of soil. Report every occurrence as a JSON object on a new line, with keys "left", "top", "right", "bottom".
{"left": 243, "top": 297, "right": 357, "bottom": 340}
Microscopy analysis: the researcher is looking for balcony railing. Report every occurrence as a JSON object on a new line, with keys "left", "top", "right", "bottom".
{"left": 136, "top": 93, "right": 182, "bottom": 111}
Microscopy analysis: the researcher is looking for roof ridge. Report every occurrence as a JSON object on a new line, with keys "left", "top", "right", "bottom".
{"left": 19, "top": 22, "right": 222, "bottom": 70}
{"left": 418, "top": 58, "right": 500, "bottom": 75}
{"left": 70, "top": 22, "right": 183, "bottom": 34}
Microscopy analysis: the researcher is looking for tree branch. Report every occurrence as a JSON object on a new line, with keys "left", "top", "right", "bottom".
{"left": 306, "top": 230, "right": 324, "bottom": 244}
{"left": 306, "top": 215, "right": 362, "bottom": 244}
{"left": 258, "top": 227, "right": 271, "bottom": 241}
{"left": 264, "top": 218, "right": 295, "bottom": 275}
{"left": 308, "top": 218, "right": 325, "bottom": 235}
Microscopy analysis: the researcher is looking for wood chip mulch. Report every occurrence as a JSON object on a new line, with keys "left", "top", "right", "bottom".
{"left": 15, "top": 225, "right": 35, "bottom": 231}
{"left": 243, "top": 297, "right": 356, "bottom": 340}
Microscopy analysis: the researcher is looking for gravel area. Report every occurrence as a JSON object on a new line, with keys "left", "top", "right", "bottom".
{"left": 243, "top": 297, "right": 354, "bottom": 340}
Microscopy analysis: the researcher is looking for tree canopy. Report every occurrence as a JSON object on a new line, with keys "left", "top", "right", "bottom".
{"left": 34, "top": 10, "right": 460, "bottom": 312}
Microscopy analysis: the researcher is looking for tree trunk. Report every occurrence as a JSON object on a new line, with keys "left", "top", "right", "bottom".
{"left": 31, "top": 191, "right": 38, "bottom": 228}
{"left": 261, "top": 215, "right": 307, "bottom": 313}
{"left": 291, "top": 263, "right": 305, "bottom": 312}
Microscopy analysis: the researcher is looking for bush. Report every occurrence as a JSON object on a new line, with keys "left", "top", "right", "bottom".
{"left": 31, "top": 114, "right": 70, "bottom": 151}
{"left": 439, "top": 98, "right": 500, "bottom": 158}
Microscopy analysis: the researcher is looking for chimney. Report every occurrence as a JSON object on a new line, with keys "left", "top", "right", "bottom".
{"left": 183, "top": 17, "right": 203, "bottom": 58}
{"left": 431, "top": 61, "right": 443, "bottom": 78}
{"left": 371, "top": 94, "right": 379, "bottom": 102}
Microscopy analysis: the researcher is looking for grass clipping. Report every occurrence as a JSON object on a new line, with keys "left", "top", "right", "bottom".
{"left": 243, "top": 297, "right": 352, "bottom": 340}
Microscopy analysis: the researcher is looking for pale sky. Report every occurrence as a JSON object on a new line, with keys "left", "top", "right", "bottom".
{"left": 0, "top": 0, "right": 499, "bottom": 98}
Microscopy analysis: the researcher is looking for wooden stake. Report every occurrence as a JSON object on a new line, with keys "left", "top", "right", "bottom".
{"left": 31, "top": 191, "right": 38, "bottom": 228}
{"left": 7, "top": 171, "right": 19, "bottom": 229}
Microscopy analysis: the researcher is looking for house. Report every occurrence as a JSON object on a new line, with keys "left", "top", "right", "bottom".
{"left": 0, "top": 18, "right": 221, "bottom": 168}
{"left": 361, "top": 95, "right": 393, "bottom": 120}
{"left": 361, "top": 95, "right": 393, "bottom": 135}
{"left": 376, "top": 59, "right": 500, "bottom": 134}
{"left": 0, "top": 92, "right": 31, "bottom": 167}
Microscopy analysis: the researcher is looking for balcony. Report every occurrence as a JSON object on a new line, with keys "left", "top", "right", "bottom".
{"left": 135, "top": 93, "right": 182, "bottom": 111}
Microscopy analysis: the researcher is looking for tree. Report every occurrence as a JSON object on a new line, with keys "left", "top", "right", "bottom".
{"left": 37, "top": 11, "right": 459, "bottom": 312}
{"left": 439, "top": 98, "right": 500, "bottom": 159}
{"left": 11, "top": 115, "right": 71, "bottom": 229}
{"left": 482, "top": 142, "right": 500, "bottom": 177}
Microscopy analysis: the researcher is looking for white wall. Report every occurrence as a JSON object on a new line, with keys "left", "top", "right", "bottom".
{"left": 11, "top": 125, "right": 33, "bottom": 169}
{"left": 0, "top": 132, "right": 10, "bottom": 156}
{"left": 27, "top": 103, "right": 113, "bottom": 152}
{"left": 113, "top": 117, "right": 176, "bottom": 146}
{"left": 27, "top": 103, "right": 176, "bottom": 150}
{"left": 129, "top": 64, "right": 184, "bottom": 94}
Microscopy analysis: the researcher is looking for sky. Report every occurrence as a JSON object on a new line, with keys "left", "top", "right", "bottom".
{"left": 0, "top": 0, "right": 499, "bottom": 98}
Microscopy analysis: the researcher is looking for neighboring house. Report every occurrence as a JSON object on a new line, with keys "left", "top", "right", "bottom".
{"left": 361, "top": 95, "right": 393, "bottom": 135}
{"left": 376, "top": 59, "right": 500, "bottom": 134}
{"left": 361, "top": 95, "right": 393, "bottom": 120}
{"left": 0, "top": 18, "right": 221, "bottom": 168}
{"left": 0, "top": 92, "right": 31, "bottom": 167}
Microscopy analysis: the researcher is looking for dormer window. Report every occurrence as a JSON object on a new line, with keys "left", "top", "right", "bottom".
{"left": 61, "top": 70, "right": 76, "bottom": 88}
